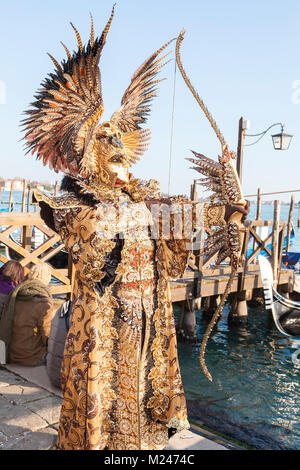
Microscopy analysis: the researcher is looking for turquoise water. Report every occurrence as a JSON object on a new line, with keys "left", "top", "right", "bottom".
{"left": 2, "top": 191, "right": 300, "bottom": 448}
{"left": 176, "top": 306, "right": 300, "bottom": 450}
{"left": 0, "top": 190, "right": 37, "bottom": 213}
{"left": 177, "top": 203, "right": 300, "bottom": 450}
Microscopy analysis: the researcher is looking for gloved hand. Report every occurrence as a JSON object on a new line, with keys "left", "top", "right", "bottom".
{"left": 224, "top": 200, "right": 250, "bottom": 224}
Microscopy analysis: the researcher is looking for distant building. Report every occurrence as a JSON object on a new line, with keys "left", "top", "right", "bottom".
{"left": 3, "top": 179, "right": 24, "bottom": 191}
{"left": 1, "top": 178, "right": 55, "bottom": 193}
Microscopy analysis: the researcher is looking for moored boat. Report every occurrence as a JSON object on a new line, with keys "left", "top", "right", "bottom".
{"left": 259, "top": 255, "right": 300, "bottom": 337}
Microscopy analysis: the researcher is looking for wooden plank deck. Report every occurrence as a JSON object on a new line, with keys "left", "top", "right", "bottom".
{"left": 170, "top": 267, "right": 294, "bottom": 302}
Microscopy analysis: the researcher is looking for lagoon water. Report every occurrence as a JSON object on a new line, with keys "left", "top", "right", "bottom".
{"left": 1, "top": 192, "right": 300, "bottom": 449}
{"left": 175, "top": 305, "right": 300, "bottom": 450}
{"left": 177, "top": 203, "right": 300, "bottom": 450}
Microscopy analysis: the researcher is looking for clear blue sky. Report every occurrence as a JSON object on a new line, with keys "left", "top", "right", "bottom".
{"left": 1, "top": 0, "right": 300, "bottom": 201}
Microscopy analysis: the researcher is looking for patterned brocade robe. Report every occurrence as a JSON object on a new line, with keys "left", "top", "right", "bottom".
{"left": 35, "top": 179, "right": 226, "bottom": 450}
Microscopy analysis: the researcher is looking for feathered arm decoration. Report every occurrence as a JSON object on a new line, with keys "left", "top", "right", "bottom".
{"left": 176, "top": 28, "right": 247, "bottom": 382}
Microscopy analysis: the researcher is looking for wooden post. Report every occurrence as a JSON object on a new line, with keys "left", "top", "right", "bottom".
{"left": 228, "top": 291, "right": 248, "bottom": 325}
{"left": 180, "top": 299, "right": 197, "bottom": 342}
{"left": 272, "top": 200, "right": 280, "bottom": 287}
{"left": 27, "top": 186, "right": 31, "bottom": 212}
{"left": 202, "top": 295, "right": 220, "bottom": 319}
{"left": 55, "top": 181, "right": 59, "bottom": 196}
{"left": 191, "top": 179, "right": 198, "bottom": 202}
{"left": 176, "top": 299, "right": 197, "bottom": 343}
{"left": 277, "top": 221, "right": 286, "bottom": 282}
{"left": 22, "top": 224, "right": 32, "bottom": 252}
{"left": 256, "top": 188, "right": 261, "bottom": 220}
{"left": 252, "top": 187, "right": 261, "bottom": 253}
{"left": 21, "top": 179, "right": 27, "bottom": 212}
{"left": 8, "top": 181, "right": 14, "bottom": 212}
{"left": 286, "top": 195, "right": 294, "bottom": 253}
{"left": 236, "top": 117, "right": 246, "bottom": 183}
{"left": 177, "top": 301, "right": 185, "bottom": 332}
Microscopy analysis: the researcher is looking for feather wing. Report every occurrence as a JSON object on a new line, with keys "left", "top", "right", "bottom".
{"left": 110, "top": 38, "right": 175, "bottom": 161}
{"left": 22, "top": 7, "right": 115, "bottom": 174}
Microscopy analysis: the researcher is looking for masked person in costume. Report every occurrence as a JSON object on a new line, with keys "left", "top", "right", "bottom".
{"left": 23, "top": 8, "right": 249, "bottom": 450}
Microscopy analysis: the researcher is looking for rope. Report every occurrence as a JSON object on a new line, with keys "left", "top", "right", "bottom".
{"left": 167, "top": 58, "right": 177, "bottom": 196}
{"left": 245, "top": 189, "right": 300, "bottom": 198}
{"left": 199, "top": 268, "right": 236, "bottom": 382}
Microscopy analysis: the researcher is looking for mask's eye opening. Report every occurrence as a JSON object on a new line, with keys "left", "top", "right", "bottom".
{"left": 96, "top": 133, "right": 107, "bottom": 141}
{"left": 109, "top": 154, "right": 123, "bottom": 164}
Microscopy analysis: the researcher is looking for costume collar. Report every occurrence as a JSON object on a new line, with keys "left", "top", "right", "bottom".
{"left": 34, "top": 175, "right": 160, "bottom": 210}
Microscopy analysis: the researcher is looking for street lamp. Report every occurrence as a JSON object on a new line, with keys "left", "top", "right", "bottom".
{"left": 271, "top": 127, "right": 293, "bottom": 151}
{"left": 236, "top": 118, "right": 293, "bottom": 182}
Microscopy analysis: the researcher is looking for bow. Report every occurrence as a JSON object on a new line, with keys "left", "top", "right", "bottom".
{"left": 176, "top": 29, "right": 247, "bottom": 381}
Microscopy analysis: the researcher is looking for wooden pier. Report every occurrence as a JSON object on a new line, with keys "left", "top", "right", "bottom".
{"left": 0, "top": 180, "right": 297, "bottom": 340}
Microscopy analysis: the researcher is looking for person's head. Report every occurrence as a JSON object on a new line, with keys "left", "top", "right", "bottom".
{"left": 0, "top": 260, "right": 24, "bottom": 286}
{"left": 27, "top": 264, "right": 52, "bottom": 286}
{"left": 106, "top": 154, "right": 130, "bottom": 187}
{"left": 80, "top": 121, "right": 133, "bottom": 189}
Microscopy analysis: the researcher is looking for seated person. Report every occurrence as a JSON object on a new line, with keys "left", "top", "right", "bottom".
{"left": 0, "top": 264, "right": 54, "bottom": 366}
{"left": 0, "top": 261, "right": 24, "bottom": 319}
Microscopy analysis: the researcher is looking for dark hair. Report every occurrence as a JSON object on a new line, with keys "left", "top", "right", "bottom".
{"left": 0, "top": 260, "right": 24, "bottom": 286}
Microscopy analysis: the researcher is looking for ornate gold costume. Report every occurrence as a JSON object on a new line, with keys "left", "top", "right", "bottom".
{"left": 24, "top": 7, "right": 237, "bottom": 449}
{"left": 34, "top": 178, "right": 226, "bottom": 450}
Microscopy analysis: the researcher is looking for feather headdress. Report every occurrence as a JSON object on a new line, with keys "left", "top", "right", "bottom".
{"left": 23, "top": 6, "right": 173, "bottom": 181}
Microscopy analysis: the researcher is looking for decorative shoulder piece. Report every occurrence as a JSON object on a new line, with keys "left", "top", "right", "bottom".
{"left": 33, "top": 189, "right": 85, "bottom": 210}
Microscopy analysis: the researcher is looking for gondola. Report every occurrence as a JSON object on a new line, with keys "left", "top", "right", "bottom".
{"left": 258, "top": 255, "right": 300, "bottom": 337}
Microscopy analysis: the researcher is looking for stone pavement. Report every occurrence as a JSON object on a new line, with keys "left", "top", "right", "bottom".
{"left": 0, "top": 366, "right": 59, "bottom": 450}
{"left": 0, "top": 364, "right": 241, "bottom": 451}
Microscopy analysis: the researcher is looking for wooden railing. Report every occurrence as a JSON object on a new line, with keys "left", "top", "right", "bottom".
{"left": 187, "top": 218, "right": 287, "bottom": 278}
{"left": 0, "top": 208, "right": 291, "bottom": 301}
{"left": 0, "top": 212, "right": 72, "bottom": 296}
{"left": 169, "top": 217, "right": 292, "bottom": 304}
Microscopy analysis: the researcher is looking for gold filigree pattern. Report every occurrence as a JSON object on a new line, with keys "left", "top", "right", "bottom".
{"left": 203, "top": 203, "right": 226, "bottom": 227}
{"left": 37, "top": 185, "right": 229, "bottom": 447}
{"left": 49, "top": 194, "right": 192, "bottom": 450}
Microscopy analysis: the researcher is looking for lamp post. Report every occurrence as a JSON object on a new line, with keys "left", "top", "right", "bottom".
{"left": 236, "top": 118, "right": 293, "bottom": 183}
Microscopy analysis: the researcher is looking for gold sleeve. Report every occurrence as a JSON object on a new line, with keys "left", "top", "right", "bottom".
{"left": 202, "top": 202, "right": 226, "bottom": 228}
{"left": 54, "top": 205, "right": 116, "bottom": 284}
{"left": 154, "top": 201, "right": 226, "bottom": 279}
